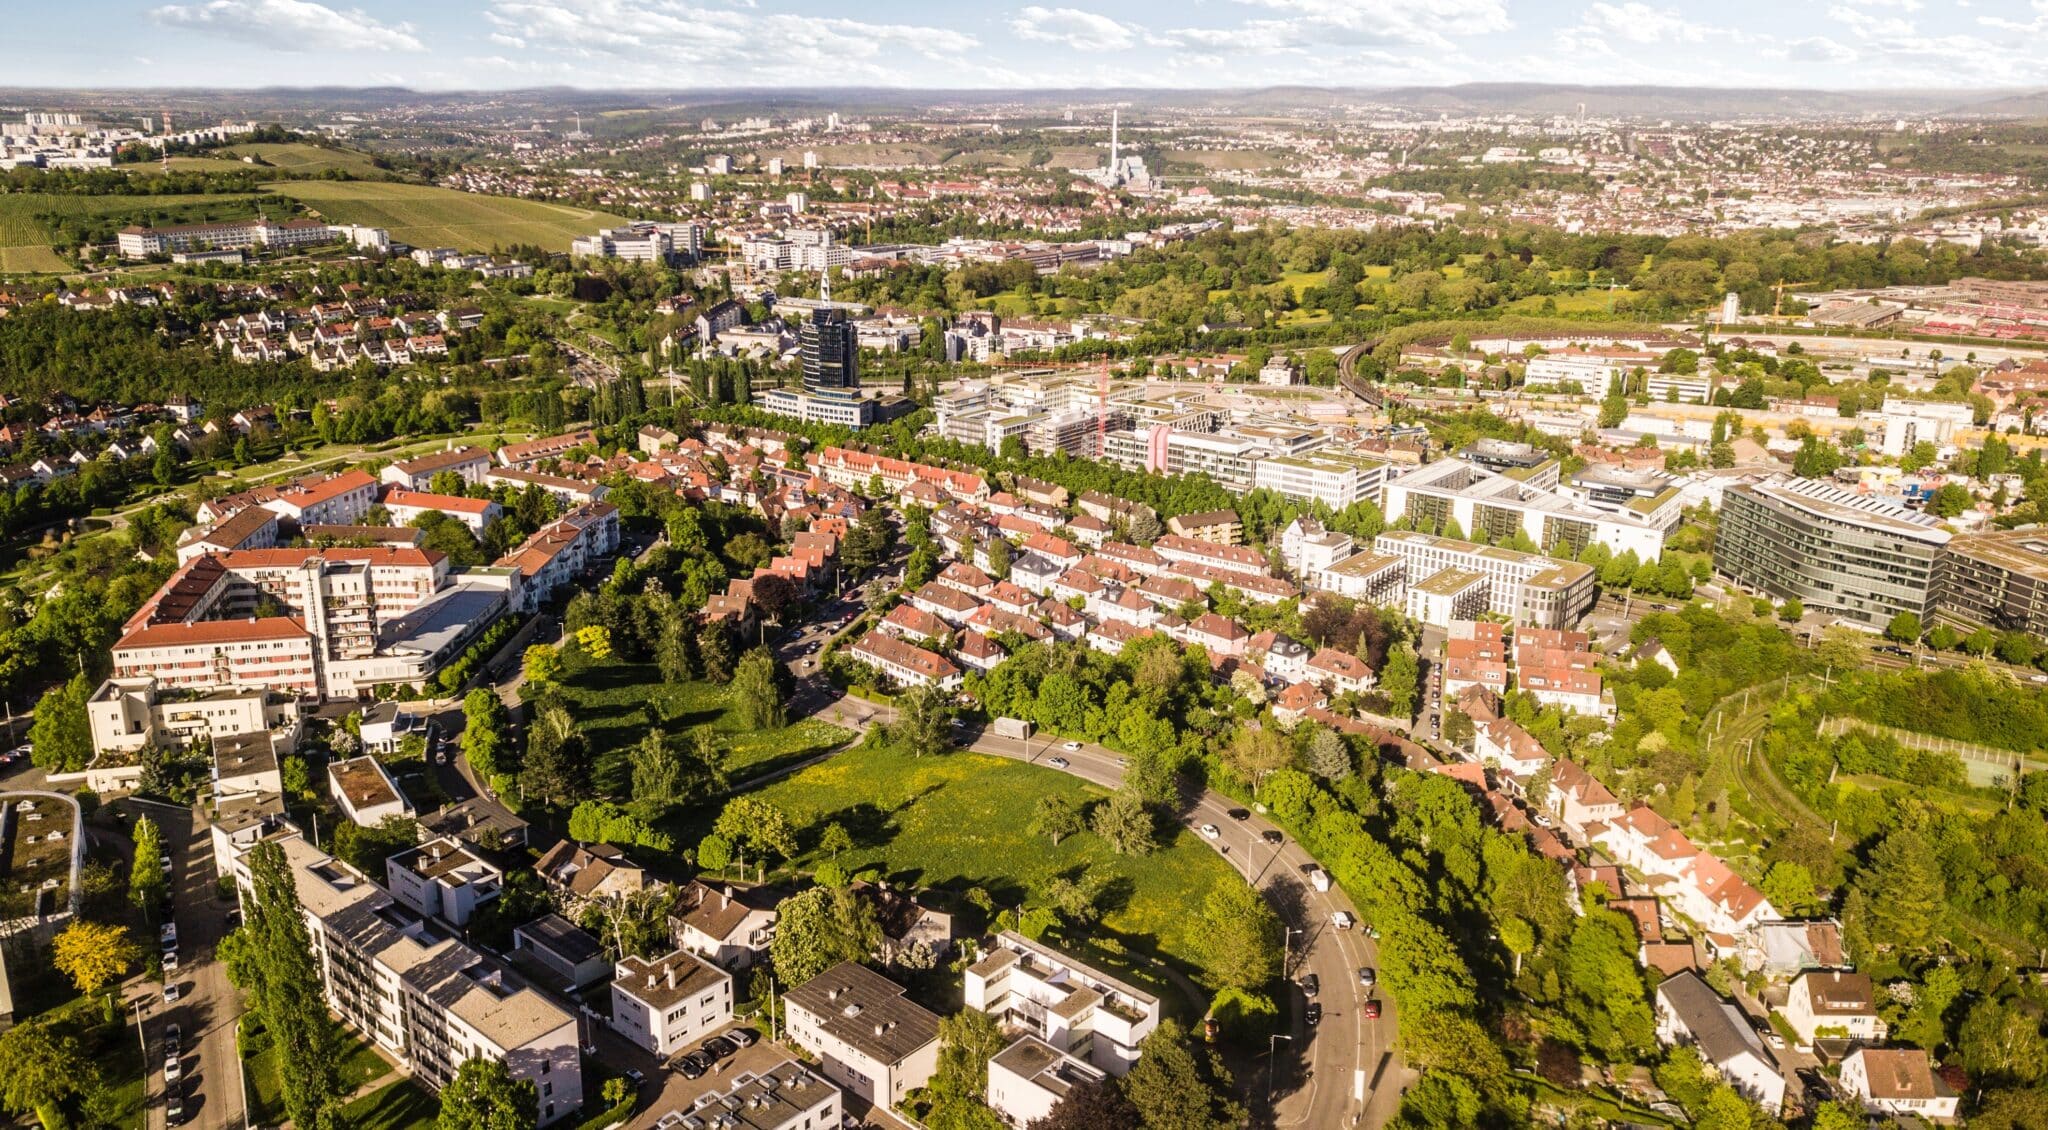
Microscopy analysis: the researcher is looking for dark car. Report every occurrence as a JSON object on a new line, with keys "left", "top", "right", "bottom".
{"left": 1261, "top": 830, "right": 1284, "bottom": 845}
{"left": 700, "top": 1036, "right": 737, "bottom": 1061}
{"left": 1300, "top": 973, "right": 1320, "bottom": 998}
{"left": 1305, "top": 1002, "right": 1322, "bottom": 1026}
{"left": 1227, "top": 808, "right": 1250, "bottom": 821}
{"left": 164, "top": 1023, "right": 183, "bottom": 1056}
{"left": 674, "top": 1055, "right": 706, "bottom": 1080}
{"left": 166, "top": 1086, "right": 187, "bottom": 1125}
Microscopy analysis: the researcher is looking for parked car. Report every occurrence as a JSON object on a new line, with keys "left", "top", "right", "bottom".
{"left": 700, "top": 1036, "right": 737, "bottom": 1061}
{"left": 159, "top": 923, "right": 177, "bottom": 947}
{"left": 163, "top": 982, "right": 181, "bottom": 1003}
{"left": 674, "top": 1056, "right": 706, "bottom": 1080}
{"left": 165, "top": 1056, "right": 182, "bottom": 1084}
{"left": 1300, "top": 973, "right": 1319, "bottom": 997}
{"left": 1358, "top": 967, "right": 1376, "bottom": 987}
{"left": 1261, "top": 830, "right": 1284, "bottom": 845}
{"left": 727, "top": 1027, "right": 758, "bottom": 1048}
{"left": 162, "top": 951, "right": 179, "bottom": 973}
{"left": 1305, "top": 1002, "right": 1322, "bottom": 1026}
{"left": 166, "top": 1088, "right": 187, "bottom": 1125}
{"left": 1199, "top": 823, "right": 1220, "bottom": 839}
{"left": 625, "top": 1068, "right": 646, "bottom": 1087}
{"left": 164, "top": 1023, "right": 182, "bottom": 1055}
{"left": 1227, "top": 808, "right": 1250, "bottom": 821}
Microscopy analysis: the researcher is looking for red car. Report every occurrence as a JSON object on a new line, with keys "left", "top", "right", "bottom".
{"left": 1364, "top": 1000, "right": 1382, "bottom": 1020}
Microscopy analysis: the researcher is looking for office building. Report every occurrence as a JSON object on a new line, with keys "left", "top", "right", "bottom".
{"left": 1254, "top": 451, "right": 1391, "bottom": 511}
{"left": 799, "top": 308, "right": 860, "bottom": 391}
{"left": 1715, "top": 476, "right": 1949, "bottom": 631}
{"left": 1559, "top": 465, "right": 1685, "bottom": 533}
{"left": 233, "top": 835, "right": 584, "bottom": 1124}
{"left": 1933, "top": 529, "right": 2048, "bottom": 640}
{"left": 1383, "top": 458, "right": 1666, "bottom": 561}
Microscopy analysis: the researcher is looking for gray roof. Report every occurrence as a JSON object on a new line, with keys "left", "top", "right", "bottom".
{"left": 784, "top": 962, "right": 940, "bottom": 1066}
{"left": 515, "top": 913, "right": 603, "bottom": 965}
{"left": 1658, "top": 972, "right": 1769, "bottom": 1068}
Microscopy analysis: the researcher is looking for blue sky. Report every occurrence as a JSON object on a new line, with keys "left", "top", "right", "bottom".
{"left": 17, "top": 0, "right": 2048, "bottom": 91}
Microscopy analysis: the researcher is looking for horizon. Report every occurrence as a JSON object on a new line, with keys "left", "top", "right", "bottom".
{"left": 18, "top": 0, "right": 2048, "bottom": 94}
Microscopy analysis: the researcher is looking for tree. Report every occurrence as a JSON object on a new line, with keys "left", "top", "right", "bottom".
{"left": 892, "top": 684, "right": 955, "bottom": 758}
{"left": 987, "top": 536, "right": 1013, "bottom": 580}
{"left": 0, "top": 1021, "right": 91, "bottom": 1130}
{"left": 1380, "top": 643, "right": 1420, "bottom": 720}
{"left": 629, "top": 728, "right": 686, "bottom": 813}
{"left": 1793, "top": 435, "right": 1844, "bottom": 479}
{"left": 769, "top": 886, "right": 880, "bottom": 987}
{"left": 27, "top": 672, "right": 93, "bottom": 773}
{"left": 436, "top": 1057, "right": 539, "bottom": 1130}
{"left": 925, "top": 1008, "right": 1009, "bottom": 1130}
{"left": 1926, "top": 483, "right": 1973, "bottom": 518}
{"left": 1598, "top": 395, "right": 1629, "bottom": 429}
{"left": 1222, "top": 726, "right": 1291, "bottom": 792}
{"left": 1758, "top": 861, "right": 1821, "bottom": 917}
{"left": 700, "top": 623, "right": 736, "bottom": 684}
{"left": 461, "top": 689, "right": 509, "bottom": 778}
{"left": 1886, "top": 612, "right": 1922, "bottom": 644}
{"left": 1194, "top": 881, "right": 1281, "bottom": 993}
{"left": 1121, "top": 1018, "right": 1246, "bottom": 1130}
{"left": 1847, "top": 829, "right": 1945, "bottom": 953}
{"left": 1305, "top": 726, "right": 1351, "bottom": 782}
{"left": 1960, "top": 996, "right": 2048, "bottom": 1087}
{"left": 521, "top": 704, "right": 587, "bottom": 807}
{"left": 730, "top": 646, "right": 785, "bottom": 729}
{"left": 51, "top": 919, "right": 141, "bottom": 996}
{"left": 1777, "top": 598, "right": 1804, "bottom": 623}
{"left": 333, "top": 815, "right": 421, "bottom": 876}
{"left": 1028, "top": 794, "right": 1085, "bottom": 846}
{"left": 818, "top": 822, "right": 854, "bottom": 860}
{"left": 521, "top": 643, "right": 562, "bottom": 689}
{"left": 1030, "top": 1076, "right": 1140, "bottom": 1130}
{"left": 713, "top": 795, "right": 798, "bottom": 865}
{"left": 1090, "top": 788, "right": 1156, "bottom": 856}
{"left": 241, "top": 840, "right": 344, "bottom": 1129}
{"left": 129, "top": 813, "right": 165, "bottom": 913}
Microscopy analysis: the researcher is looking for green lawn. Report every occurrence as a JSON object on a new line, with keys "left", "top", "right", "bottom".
{"left": 268, "top": 180, "right": 628, "bottom": 253}
{"left": 34, "top": 994, "right": 146, "bottom": 1126}
{"left": 245, "top": 1024, "right": 395, "bottom": 1125}
{"left": 340, "top": 1077, "right": 439, "bottom": 1130}
{"left": 699, "top": 739, "right": 1244, "bottom": 1009}
{"left": 554, "top": 657, "right": 850, "bottom": 782}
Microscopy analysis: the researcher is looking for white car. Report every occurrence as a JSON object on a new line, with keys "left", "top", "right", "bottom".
{"left": 1061, "top": 741, "right": 1082, "bottom": 752}
{"left": 163, "top": 982, "right": 181, "bottom": 1003}
{"left": 1047, "top": 757, "right": 1070, "bottom": 770}
{"left": 1198, "top": 823, "right": 1220, "bottom": 840}
{"left": 162, "top": 951, "right": 179, "bottom": 973}
{"left": 159, "top": 923, "right": 177, "bottom": 947}
{"left": 165, "top": 1056, "right": 181, "bottom": 1084}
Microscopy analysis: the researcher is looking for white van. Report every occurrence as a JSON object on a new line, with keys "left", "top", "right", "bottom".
{"left": 1331, "top": 910, "right": 1355, "bottom": 931}
{"left": 1307, "top": 867, "right": 1331, "bottom": 892}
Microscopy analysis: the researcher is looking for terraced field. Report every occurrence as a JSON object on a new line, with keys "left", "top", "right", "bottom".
{"left": 269, "top": 180, "right": 628, "bottom": 252}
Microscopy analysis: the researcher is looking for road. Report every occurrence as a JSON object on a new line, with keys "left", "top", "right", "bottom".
{"left": 128, "top": 798, "right": 247, "bottom": 1130}
{"left": 962, "top": 727, "right": 1408, "bottom": 1128}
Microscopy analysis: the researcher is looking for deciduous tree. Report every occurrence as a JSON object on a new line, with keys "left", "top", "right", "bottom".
{"left": 51, "top": 919, "right": 141, "bottom": 996}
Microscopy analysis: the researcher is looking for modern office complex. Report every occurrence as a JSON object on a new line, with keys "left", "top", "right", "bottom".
{"left": 799, "top": 307, "right": 860, "bottom": 390}
{"left": 1931, "top": 529, "right": 2048, "bottom": 640}
{"left": 1715, "top": 476, "right": 1950, "bottom": 631}
{"left": 1382, "top": 457, "right": 1667, "bottom": 560}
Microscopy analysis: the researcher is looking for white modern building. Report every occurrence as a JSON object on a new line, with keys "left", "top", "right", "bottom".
{"left": 987, "top": 1035, "right": 1107, "bottom": 1128}
{"left": 384, "top": 838, "right": 501, "bottom": 929}
{"left": 609, "top": 949, "right": 734, "bottom": 1056}
{"left": 784, "top": 962, "right": 941, "bottom": 1108}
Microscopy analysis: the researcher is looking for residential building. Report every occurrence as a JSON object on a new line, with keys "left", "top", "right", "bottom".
{"left": 381, "top": 489, "right": 502, "bottom": 534}
{"left": 495, "top": 502, "right": 621, "bottom": 613}
{"left": 496, "top": 430, "right": 597, "bottom": 469}
{"left": 1373, "top": 531, "right": 1598, "bottom": 629}
{"left": 329, "top": 756, "right": 411, "bottom": 825}
{"left": 483, "top": 467, "right": 611, "bottom": 507}
{"left": 1653, "top": 972, "right": 1786, "bottom": 1111}
{"left": 671, "top": 881, "right": 781, "bottom": 970}
{"left": 513, "top": 913, "right": 611, "bottom": 991}
{"left": 238, "top": 835, "right": 583, "bottom": 1123}
{"left": 384, "top": 838, "right": 501, "bottom": 928}
{"left": 609, "top": 949, "right": 733, "bottom": 1055}
{"left": 1839, "top": 1048, "right": 1958, "bottom": 1122}
{"left": 1166, "top": 509, "right": 1242, "bottom": 545}
{"left": 1715, "top": 476, "right": 1949, "bottom": 631}
{"left": 987, "top": 1035, "right": 1107, "bottom": 1129}
{"left": 85, "top": 676, "right": 301, "bottom": 758}
{"left": 382, "top": 446, "right": 492, "bottom": 491}
{"left": 117, "top": 218, "right": 335, "bottom": 259}
{"left": 1739, "top": 920, "right": 1847, "bottom": 979}
{"left": 1253, "top": 451, "right": 1391, "bottom": 511}
{"left": 1782, "top": 971, "right": 1886, "bottom": 1044}
{"left": 535, "top": 841, "right": 649, "bottom": 908}
{"left": 1549, "top": 759, "right": 1623, "bottom": 841}
{"left": 636, "top": 1051, "right": 841, "bottom": 1130}
{"left": 964, "top": 931, "right": 1160, "bottom": 1076}
{"left": 1405, "top": 567, "right": 1489, "bottom": 628}
{"left": 784, "top": 962, "right": 941, "bottom": 1107}
{"left": 846, "top": 630, "right": 963, "bottom": 690}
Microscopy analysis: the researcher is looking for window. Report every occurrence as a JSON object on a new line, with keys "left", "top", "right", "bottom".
{"left": 542, "top": 1082, "right": 552, "bottom": 1098}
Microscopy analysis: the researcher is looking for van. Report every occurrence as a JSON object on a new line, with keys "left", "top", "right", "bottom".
{"left": 1307, "top": 867, "right": 1331, "bottom": 892}
{"left": 1332, "top": 910, "right": 1355, "bottom": 931}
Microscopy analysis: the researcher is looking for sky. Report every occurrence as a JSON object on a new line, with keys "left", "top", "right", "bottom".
{"left": 14, "top": 0, "right": 2048, "bottom": 92}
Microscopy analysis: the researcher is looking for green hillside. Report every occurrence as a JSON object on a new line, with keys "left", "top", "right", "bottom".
{"left": 270, "top": 181, "right": 628, "bottom": 253}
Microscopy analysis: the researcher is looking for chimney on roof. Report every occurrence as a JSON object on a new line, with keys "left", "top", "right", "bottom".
{"left": 666, "top": 963, "right": 676, "bottom": 990}
{"left": 646, "top": 973, "right": 657, "bottom": 989}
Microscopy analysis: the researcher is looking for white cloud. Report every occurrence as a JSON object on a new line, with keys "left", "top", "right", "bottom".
{"left": 1578, "top": 2, "right": 1714, "bottom": 44}
{"left": 1009, "top": 6, "right": 1139, "bottom": 51}
{"left": 1167, "top": 0, "right": 1509, "bottom": 57}
{"left": 1979, "top": 0, "right": 2048, "bottom": 32}
{"left": 1776, "top": 35, "right": 1859, "bottom": 64}
{"left": 487, "top": 31, "right": 526, "bottom": 48}
{"left": 150, "top": 0, "right": 424, "bottom": 51}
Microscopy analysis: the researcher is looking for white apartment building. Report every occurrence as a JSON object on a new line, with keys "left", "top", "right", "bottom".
{"left": 646, "top": 1054, "right": 843, "bottom": 1130}
{"left": 609, "top": 949, "right": 734, "bottom": 1056}
{"left": 784, "top": 962, "right": 941, "bottom": 1108}
{"left": 1644, "top": 371, "right": 1715, "bottom": 404}
{"left": 382, "top": 446, "right": 493, "bottom": 491}
{"left": 381, "top": 489, "right": 503, "bottom": 534}
{"left": 238, "top": 835, "right": 585, "bottom": 1124}
{"left": 1523, "top": 350, "right": 1655, "bottom": 399}
{"left": 495, "top": 502, "right": 621, "bottom": 614}
{"left": 988, "top": 1035, "right": 1107, "bottom": 1128}
{"left": 1373, "top": 531, "right": 1598, "bottom": 629}
{"left": 384, "top": 838, "right": 501, "bottom": 928}
{"left": 85, "top": 676, "right": 301, "bottom": 757}
{"left": 1253, "top": 451, "right": 1391, "bottom": 511}
{"left": 964, "top": 931, "right": 1160, "bottom": 1076}
{"left": 117, "top": 218, "right": 335, "bottom": 259}
{"left": 329, "top": 755, "right": 412, "bottom": 825}
{"left": 1654, "top": 972, "right": 1785, "bottom": 1112}
{"left": 1406, "top": 567, "right": 1490, "bottom": 628}
{"left": 1871, "top": 399, "right": 1974, "bottom": 457}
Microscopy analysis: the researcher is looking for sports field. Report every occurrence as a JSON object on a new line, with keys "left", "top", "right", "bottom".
{"left": 0, "top": 192, "right": 267, "bottom": 273}
{"left": 269, "top": 180, "right": 628, "bottom": 252}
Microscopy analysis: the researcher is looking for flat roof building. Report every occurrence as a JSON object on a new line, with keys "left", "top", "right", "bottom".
{"left": 1715, "top": 475, "right": 1949, "bottom": 632}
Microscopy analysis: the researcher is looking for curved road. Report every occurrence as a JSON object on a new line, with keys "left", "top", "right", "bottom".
{"left": 961, "top": 729, "right": 1408, "bottom": 1129}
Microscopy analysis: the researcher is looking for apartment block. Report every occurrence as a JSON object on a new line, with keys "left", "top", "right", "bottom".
{"left": 1383, "top": 458, "right": 1666, "bottom": 561}
{"left": 1373, "top": 531, "right": 1598, "bottom": 629}
{"left": 384, "top": 838, "right": 501, "bottom": 928}
{"left": 1932, "top": 529, "right": 2048, "bottom": 641}
{"left": 609, "top": 949, "right": 734, "bottom": 1056}
{"left": 236, "top": 835, "right": 584, "bottom": 1124}
{"left": 495, "top": 502, "right": 621, "bottom": 613}
{"left": 85, "top": 676, "right": 301, "bottom": 757}
{"left": 1253, "top": 451, "right": 1391, "bottom": 511}
{"left": 784, "top": 962, "right": 941, "bottom": 1108}
{"left": 382, "top": 446, "right": 493, "bottom": 491}
{"left": 964, "top": 931, "right": 1160, "bottom": 1076}
{"left": 988, "top": 1035, "right": 1107, "bottom": 1128}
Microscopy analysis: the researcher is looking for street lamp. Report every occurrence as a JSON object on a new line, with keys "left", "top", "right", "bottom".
{"left": 1266, "top": 1033, "right": 1295, "bottom": 1108}
{"left": 131, "top": 995, "right": 149, "bottom": 1130}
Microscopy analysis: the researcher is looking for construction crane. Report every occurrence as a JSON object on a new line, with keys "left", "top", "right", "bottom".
{"left": 1772, "top": 280, "right": 1817, "bottom": 320}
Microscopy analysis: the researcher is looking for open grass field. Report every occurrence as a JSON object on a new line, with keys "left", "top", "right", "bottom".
{"left": 553, "top": 657, "right": 851, "bottom": 782}
{"left": 1172, "top": 149, "right": 1294, "bottom": 171}
{"left": 0, "top": 191, "right": 265, "bottom": 273}
{"left": 1505, "top": 290, "right": 1629, "bottom": 316}
{"left": 708, "top": 739, "right": 1245, "bottom": 1007}
{"left": 154, "top": 143, "right": 393, "bottom": 179}
{"left": 267, "top": 180, "right": 628, "bottom": 253}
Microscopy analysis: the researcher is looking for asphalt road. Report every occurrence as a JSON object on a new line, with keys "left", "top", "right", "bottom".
{"left": 960, "top": 728, "right": 1409, "bottom": 1129}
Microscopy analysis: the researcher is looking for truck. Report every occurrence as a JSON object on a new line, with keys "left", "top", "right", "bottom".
{"left": 992, "top": 717, "right": 1034, "bottom": 740}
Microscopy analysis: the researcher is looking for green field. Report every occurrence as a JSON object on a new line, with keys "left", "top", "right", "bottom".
{"left": 152, "top": 142, "right": 393, "bottom": 179}
{"left": 553, "top": 657, "right": 851, "bottom": 783}
{"left": 338, "top": 1078, "right": 438, "bottom": 1130}
{"left": 0, "top": 191, "right": 266, "bottom": 273}
{"left": 718, "top": 739, "right": 1245, "bottom": 1006}
{"left": 268, "top": 180, "right": 628, "bottom": 253}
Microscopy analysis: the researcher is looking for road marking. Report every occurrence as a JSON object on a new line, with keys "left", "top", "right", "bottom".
{"left": 1355, "top": 1069, "right": 1367, "bottom": 1100}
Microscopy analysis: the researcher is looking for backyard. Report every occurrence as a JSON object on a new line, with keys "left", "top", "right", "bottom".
{"left": 553, "top": 657, "right": 851, "bottom": 785}
{"left": 680, "top": 738, "right": 1246, "bottom": 1013}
